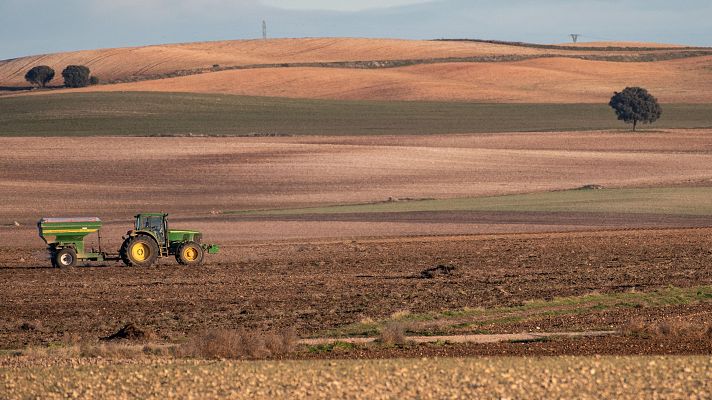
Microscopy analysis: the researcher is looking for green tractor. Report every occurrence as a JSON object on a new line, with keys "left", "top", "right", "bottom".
{"left": 38, "top": 213, "right": 219, "bottom": 268}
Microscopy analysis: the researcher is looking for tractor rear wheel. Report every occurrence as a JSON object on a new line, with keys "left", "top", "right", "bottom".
{"left": 120, "top": 235, "right": 159, "bottom": 267}
{"left": 54, "top": 248, "right": 77, "bottom": 268}
{"left": 176, "top": 241, "right": 204, "bottom": 266}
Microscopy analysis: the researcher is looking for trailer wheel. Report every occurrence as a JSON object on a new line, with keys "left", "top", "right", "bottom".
{"left": 54, "top": 248, "right": 77, "bottom": 268}
{"left": 120, "top": 235, "right": 159, "bottom": 267}
{"left": 176, "top": 241, "right": 204, "bottom": 266}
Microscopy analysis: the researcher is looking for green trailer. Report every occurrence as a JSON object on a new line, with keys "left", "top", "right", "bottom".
{"left": 38, "top": 217, "right": 111, "bottom": 267}
{"left": 38, "top": 214, "right": 219, "bottom": 268}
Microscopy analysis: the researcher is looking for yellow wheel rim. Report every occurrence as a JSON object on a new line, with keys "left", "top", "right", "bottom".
{"left": 131, "top": 242, "right": 150, "bottom": 261}
{"left": 183, "top": 247, "right": 198, "bottom": 262}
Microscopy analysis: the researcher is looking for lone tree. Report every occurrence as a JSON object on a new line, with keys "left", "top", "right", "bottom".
{"left": 24, "top": 65, "right": 55, "bottom": 88}
{"left": 609, "top": 87, "right": 662, "bottom": 131}
{"left": 61, "top": 65, "right": 91, "bottom": 88}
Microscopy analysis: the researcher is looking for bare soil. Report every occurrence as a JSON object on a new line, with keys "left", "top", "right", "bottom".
{"left": 1, "top": 133, "right": 710, "bottom": 357}
{"left": 301, "top": 336, "right": 712, "bottom": 359}
{"left": 3, "top": 132, "right": 712, "bottom": 223}
{"left": 1, "top": 228, "right": 710, "bottom": 350}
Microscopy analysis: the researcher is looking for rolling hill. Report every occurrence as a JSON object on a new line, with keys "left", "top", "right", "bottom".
{"left": 2, "top": 38, "right": 712, "bottom": 103}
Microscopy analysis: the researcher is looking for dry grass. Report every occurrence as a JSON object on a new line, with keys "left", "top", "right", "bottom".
{"left": 379, "top": 322, "right": 409, "bottom": 346}
{"left": 21, "top": 342, "right": 152, "bottom": 361}
{"left": 17, "top": 328, "right": 298, "bottom": 361}
{"left": 178, "top": 328, "right": 298, "bottom": 359}
{"left": 390, "top": 310, "right": 412, "bottom": 320}
{"left": 622, "top": 317, "right": 712, "bottom": 339}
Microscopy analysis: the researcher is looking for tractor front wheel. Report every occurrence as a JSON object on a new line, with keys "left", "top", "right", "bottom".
{"left": 54, "top": 248, "right": 77, "bottom": 268}
{"left": 120, "top": 236, "right": 159, "bottom": 267}
{"left": 176, "top": 241, "right": 204, "bottom": 266}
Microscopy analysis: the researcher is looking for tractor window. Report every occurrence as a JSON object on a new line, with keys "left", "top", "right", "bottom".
{"left": 144, "top": 217, "right": 162, "bottom": 231}
{"left": 137, "top": 216, "right": 166, "bottom": 244}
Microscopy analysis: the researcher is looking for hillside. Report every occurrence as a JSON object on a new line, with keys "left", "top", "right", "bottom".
{"left": 2, "top": 38, "right": 712, "bottom": 103}
{"left": 70, "top": 57, "right": 712, "bottom": 103}
{"left": 0, "top": 38, "right": 556, "bottom": 86}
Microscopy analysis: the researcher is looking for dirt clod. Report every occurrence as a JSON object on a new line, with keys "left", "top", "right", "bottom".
{"left": 102, "top": 323, "right": 149, "bottom": 341}
{"left": 578, "top": 184, "right": 605, "bottom": 190}
{"left": 420, "top": 264, "right": 457, "bottom": 279}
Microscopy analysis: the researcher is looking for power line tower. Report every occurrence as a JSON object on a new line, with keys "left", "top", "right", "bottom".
{"left": 569, "top": 34, "right": 581, "bottom": 44}
{"left": 262, "top": 20, "right": 267, "bottom": 40}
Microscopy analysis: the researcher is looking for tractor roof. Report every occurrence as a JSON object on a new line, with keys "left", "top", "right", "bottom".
{"left": 135, "top": 213, "right": 167, "bottom": 217}
{"left": 40, "top": 217, "right": 101, "bottom": 223}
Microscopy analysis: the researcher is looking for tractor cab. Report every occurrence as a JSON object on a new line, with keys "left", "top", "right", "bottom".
{"left": 134, "top": 213, "right": 168, "bottom": 247}
{"left": 120, "top": 212, "right": 218, "bottom": 267}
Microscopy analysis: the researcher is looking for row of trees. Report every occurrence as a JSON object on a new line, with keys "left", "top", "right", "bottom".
{"left": 24, "top": 65, "right": 98, "bottom": 88}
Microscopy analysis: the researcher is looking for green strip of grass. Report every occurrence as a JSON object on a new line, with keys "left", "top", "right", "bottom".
{"left": 2, "top": 92, "right": 712, "bottom": 136}
{"left": 323, "top": 286, "right": 712, "bottom": 338}
{"left": 227, "top": 187, "right": 712, "bottom": 216}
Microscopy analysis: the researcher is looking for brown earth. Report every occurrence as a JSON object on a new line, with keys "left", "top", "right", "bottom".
{"left": 0, "top": 38, "right": 580, "bottom": 86}
{"left": 3, "top": 38, "right": 712, "bottom": 103}
{"left": 302, "top": 336, "right": 712, "bottom": 359}
{"left": 2, "top": 131, "right": 712, "bottom": 225}
{"left": 1, "top": 132, "right": 711, "bottom": 355}
{"left": 1, "top": 228, "right": 710, "bottom": 349}
{"left": 553, "top": 41, "right": 687, "bottom": 48}
{"left": 0, "top": 38, "right": 700, "bottom": 86}
{"left": 71, "top": 57, "right": 712, "bottom": 103}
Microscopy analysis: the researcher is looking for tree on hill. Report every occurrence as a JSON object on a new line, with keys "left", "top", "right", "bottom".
{"left": 609, "top": 87, "right": 662, "bottom": 131}
{"left": 24, "top": 66, "right": 55, "bottom": 88}
{"left": 61, "top": 65, "right": 91, "bottom": 88}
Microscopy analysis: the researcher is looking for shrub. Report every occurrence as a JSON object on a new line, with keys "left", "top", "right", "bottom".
{"left": 622, "top": 317, "right": 712, "bottom": 339}
{"left": 24, "top": 65, "right": 55, "bottom": 88}
{"left": 379, "top": 321, "right": 407, "bottom": 345}
{"left": 89, "top": 76, "right": 100, "bottom": 85}
{"left": 61, "top": 65, "right": 91, "bottom": 88}
{"left": 179, "top": 328, "right": 297, "bottom": 359}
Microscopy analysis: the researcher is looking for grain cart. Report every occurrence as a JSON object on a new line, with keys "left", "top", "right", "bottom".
{"left": 38, "top": 213, "right": 219, "bottom": 268}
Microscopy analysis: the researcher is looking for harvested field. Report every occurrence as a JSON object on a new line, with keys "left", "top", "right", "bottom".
{"left": 1, "top": 38, "right": 708, "bottom": 88}
{"left": 2, "top": 356, "right": 711, "bottom": 399}
{"left": 0, "top": 38, "right": 555, "bottom": 86}
{"left": 1, "top": 228, "right": 711, "bottom": 348}
{"left": 70, "top": 57, "right": 712, "bottom": 103}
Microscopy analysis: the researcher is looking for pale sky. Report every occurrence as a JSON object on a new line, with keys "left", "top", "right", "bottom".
{"left": 1, "top": 0, "right": 710, "bottom": 60}
{"left": 261, "top": 0, "right": 432, "bottom": 11}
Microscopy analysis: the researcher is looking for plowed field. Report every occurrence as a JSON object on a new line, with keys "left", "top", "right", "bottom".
{"left": 1, "top": 228, "right": 711, "bottom": 349}
{"left": 1, "top": 132, "right": 711, "bottom": 354}
{"left": 3, "top": 131, "right": 712, "bottom": 223}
